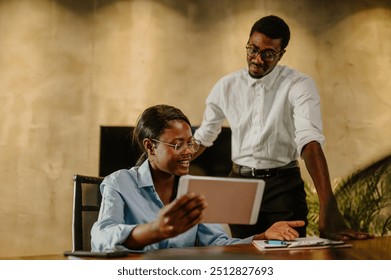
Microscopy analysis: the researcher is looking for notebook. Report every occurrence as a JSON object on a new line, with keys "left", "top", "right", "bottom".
{"left": 177, "top": 175, "right": 265, "bottom": 224}
{"left": 252, "top": 237, "right": 350, "bottom": 251}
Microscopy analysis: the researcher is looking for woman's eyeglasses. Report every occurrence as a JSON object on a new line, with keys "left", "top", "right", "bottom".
{"left": 152, "top": 138, "right": 201, "bottom": 153}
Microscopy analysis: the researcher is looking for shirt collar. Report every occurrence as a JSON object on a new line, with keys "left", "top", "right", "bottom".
{"left": 137, "top": 159, "right": 155, "bottom": 189}
{"left": 246, "top": 65, "right": 280, "bottom": 89}
{"left": 136, "top": 160, "right": 180, "bottom": 195}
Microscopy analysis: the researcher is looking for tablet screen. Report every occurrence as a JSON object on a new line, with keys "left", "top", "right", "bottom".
{"left": 177, "top": 175, "right": 264, "bottom": 224}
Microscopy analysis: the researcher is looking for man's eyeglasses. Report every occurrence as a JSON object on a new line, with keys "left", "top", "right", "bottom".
{"left": 246, "top": 44, "right": 284, "bottom": 62}
{"left": 152, "top": 138, "right": 201, "bottom": 153}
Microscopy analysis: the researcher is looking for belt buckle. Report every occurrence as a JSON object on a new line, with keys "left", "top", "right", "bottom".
{"left": 251, "top": 168, "right": 274, "bottom": 178}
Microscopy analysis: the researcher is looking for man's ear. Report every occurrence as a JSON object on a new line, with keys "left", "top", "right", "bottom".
{"left": 278, "top": 49, "right": 286, "bottom": 61}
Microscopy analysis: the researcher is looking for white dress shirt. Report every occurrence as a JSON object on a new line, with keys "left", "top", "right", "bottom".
{"left": 194, "top": 65, "right": 325, "bottom": 169}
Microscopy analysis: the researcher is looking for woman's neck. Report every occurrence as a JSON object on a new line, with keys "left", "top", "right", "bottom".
{"left": 151, "top": 170, "right": 177, "bottom": 205}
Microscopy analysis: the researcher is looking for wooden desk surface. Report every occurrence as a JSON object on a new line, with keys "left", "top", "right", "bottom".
{"left": 143, "top": 236, "right": 391, "bottom": 260}
{"left": 5, "top": 236, "right": 390, "bottom": 260}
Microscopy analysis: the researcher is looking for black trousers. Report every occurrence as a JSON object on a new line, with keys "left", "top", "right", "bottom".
{"left": 229, "top": 167, "right": 308, "bottom": 238}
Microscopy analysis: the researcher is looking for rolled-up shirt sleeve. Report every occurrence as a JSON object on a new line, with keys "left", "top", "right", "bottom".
{"left": 289, "top": 76, "right": 325, "bottom": 155}
{"left": 197, "top": 224, "right": 253, "bottom": 246}
{"left": 194, "top": 83, "right": 226, "bottom": 147}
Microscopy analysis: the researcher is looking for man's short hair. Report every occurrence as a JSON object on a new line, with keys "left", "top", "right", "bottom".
{"left": 249, "top": 15, "right": 290, "bottom": 50}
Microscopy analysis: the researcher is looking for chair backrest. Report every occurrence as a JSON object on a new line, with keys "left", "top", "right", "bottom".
{"left": 72, "top": 174, "right": 104, "bottom": 251}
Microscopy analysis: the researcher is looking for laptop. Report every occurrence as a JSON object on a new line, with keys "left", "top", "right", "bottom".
{"left": 177, "top": 175, "right": 265, "bottom": 225}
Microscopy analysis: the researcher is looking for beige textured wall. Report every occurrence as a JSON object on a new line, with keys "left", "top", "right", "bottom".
{"left": 0, "top": 0, "right": 390, "bottom": 257}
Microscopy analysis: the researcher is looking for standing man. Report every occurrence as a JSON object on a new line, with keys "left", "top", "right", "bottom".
{"left": 193, "top": 15, "right": 371, "bottom": 240}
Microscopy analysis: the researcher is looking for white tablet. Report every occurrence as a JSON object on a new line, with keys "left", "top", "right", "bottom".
{"left": 177, "top": 175, "right": 265, "bottom": 225}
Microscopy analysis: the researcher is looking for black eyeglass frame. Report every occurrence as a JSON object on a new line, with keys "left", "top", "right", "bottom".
{"left": 246, "top": 44, "right": 285, "bottom": 62}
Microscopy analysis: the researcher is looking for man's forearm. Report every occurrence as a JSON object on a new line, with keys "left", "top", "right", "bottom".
{"left": 301, "top": 141, "right": 336, "bottom": 208}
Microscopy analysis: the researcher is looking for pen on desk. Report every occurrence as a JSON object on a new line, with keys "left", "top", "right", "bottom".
{"left": 265, "top": 240, "right": 287, "bottom": 245}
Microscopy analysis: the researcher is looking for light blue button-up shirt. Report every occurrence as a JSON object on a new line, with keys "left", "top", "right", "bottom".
{"left": 91, "top": 160, "right": 252, "bottom": 252}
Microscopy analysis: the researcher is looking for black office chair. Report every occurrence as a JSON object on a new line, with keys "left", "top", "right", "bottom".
{"left": 72, "top": 174, "right": 104, "bottom": 251}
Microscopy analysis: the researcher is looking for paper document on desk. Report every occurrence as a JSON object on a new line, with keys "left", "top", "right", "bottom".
{"left": 253, "top": 237, "right": 351, "bottom": 251}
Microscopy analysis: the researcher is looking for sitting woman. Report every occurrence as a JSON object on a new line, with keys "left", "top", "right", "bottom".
{"left": 91, "top": 104, "right": 304, "bottom": 252}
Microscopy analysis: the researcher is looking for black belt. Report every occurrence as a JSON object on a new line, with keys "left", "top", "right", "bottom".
{"left": 232, "top": 161, "right": 299, "bottom": 178}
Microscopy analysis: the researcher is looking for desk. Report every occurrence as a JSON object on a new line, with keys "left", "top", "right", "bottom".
{"left": 4, "top": 236, "right": 390, "bottom": 260}
{"left": 143, "top": 236, "right": 391, "bottom": 260}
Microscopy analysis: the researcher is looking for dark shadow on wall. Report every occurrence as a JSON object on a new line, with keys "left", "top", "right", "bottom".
{"left": 55, "top": 0, "right": 115, "bottom": 14}
{"left": 55, "top": 0, "right": 391, "bottom": 23}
